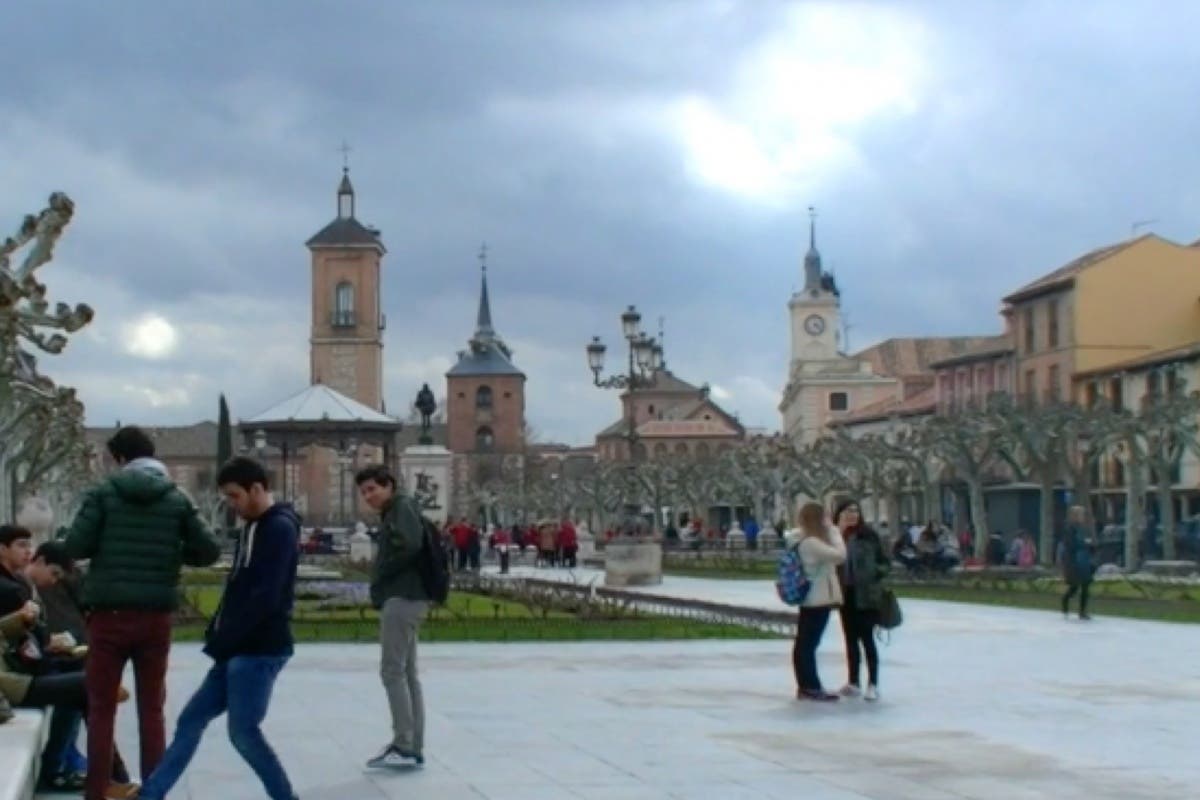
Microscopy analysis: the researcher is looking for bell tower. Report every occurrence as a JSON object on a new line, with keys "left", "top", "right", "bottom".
{"left": 787, "top": 206, "right": 841, "bottom": 371}
{"left": 306, "top": 167, "right": 387, "bottom": 411}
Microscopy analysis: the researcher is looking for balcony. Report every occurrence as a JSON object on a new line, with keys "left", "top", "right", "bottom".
{"left": 330, "top": 310, "right": 356, "bottom": 328}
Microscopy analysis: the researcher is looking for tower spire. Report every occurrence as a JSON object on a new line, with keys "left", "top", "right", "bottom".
{"left": 803, "top": 205, "right": 823, "bottom": 291}
{"left": 475, "top": 242, "right": 494, "bottom": 339}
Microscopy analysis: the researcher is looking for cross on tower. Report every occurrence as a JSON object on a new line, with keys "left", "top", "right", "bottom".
{"left": 338, "top": 140, "right": 352, "bottom": 171}
{"left": 478, "top": 242, "right": 488, "bottom": 273}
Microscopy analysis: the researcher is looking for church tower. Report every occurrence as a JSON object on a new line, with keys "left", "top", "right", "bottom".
{"left": 787, "top": 207, "right": 841, "bottom": 370}
{"left": 445, "top": 247, "right": 526, "bottom": 455}
{"left": 306, "top": 168, "right": 386, "bottom": 411}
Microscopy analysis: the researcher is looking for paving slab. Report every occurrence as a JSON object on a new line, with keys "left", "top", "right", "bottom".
{"left": 36, "top": 568, "right": 1200, "bottom": 799}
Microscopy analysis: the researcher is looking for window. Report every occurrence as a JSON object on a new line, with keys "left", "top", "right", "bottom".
{"left": 1146, "top": 371, "right": 1161, "bottom": 399}
{"left": 1109, "top": 376, "right": 1123, "bottom": 411}
{"left": 1047, "top": 300, "right": 1060, "bottom": 348}
{"left": 475, "top": 385, "right": 493, "bottom": 409}
{"left": 1025, "top": 369, "right": 1037, "bottom": 400}
{"left": 1084, "top": 381, "right": 1098, "bottom": 409}
{"left": 997, "top": 364, "right": 1009, "bottom": 392}
{"left": 1023, "top": 308, "right": 1035, "bottom": 354}
{"left": 1047, "top": 365, "right": 1060, "bottom": 400}
{"left": 1166, "top": 367, "right": 1179, "bottom": 395}
{"left": 475, "top": 426, "right": 494, "bottom": 452}
{"left": 332, "top": 282, "right": 355, "bottom": 327}
{"left": 829, "top": 392, "right": 848, "bottom": 411}
{"left": 456, "top": 391, "right": 465, "bottom": 399}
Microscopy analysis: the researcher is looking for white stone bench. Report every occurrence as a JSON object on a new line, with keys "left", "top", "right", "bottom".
{"left": 0, "top": 709, "right": 49, "bottom": 800}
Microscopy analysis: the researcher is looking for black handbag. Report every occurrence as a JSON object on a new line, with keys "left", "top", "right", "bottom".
{"left": 878, "top": 587, "right": 903, "bottom": 631}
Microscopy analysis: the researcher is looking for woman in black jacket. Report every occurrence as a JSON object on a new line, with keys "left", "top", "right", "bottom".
{"left": 833, "top": 499, "right": 890, "bottom": 702}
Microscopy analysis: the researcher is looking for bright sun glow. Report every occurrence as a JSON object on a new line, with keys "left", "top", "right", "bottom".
{"left": 123, "top": 313, "right": 179, "bottom": 360}
{"left": 672, "top": 4, "right": 929, "bottom": 203}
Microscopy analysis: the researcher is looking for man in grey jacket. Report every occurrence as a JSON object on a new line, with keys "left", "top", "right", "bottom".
{"left": 355, "top": 464, "right": 429, "bottom": 768}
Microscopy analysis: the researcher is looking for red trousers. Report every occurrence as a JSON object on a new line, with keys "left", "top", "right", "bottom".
{"left": 84, "top": 610, "right": 172, "bottom": 800}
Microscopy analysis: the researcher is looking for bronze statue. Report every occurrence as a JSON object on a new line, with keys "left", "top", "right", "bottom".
{"left": 415, "top": 383, "right": 436, "bottom": 444}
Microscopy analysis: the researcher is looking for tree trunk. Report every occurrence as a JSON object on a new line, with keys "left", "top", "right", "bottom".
{"left": 1125, "top": 459, "right": 1146, "bottom": 569}
{"left": 1156, "top": 474, "right": 1176, "bottom": 560}
{"left": 885, "top": 492, "right": 900, "bottom": 543}
{"left": 1038, "top": 477, "right": 1055, "bottom": 568}
{"left": 967, "top": 477, "right": 990, "bottom": 561}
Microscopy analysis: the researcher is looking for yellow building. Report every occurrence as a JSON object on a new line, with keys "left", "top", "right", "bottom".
{"left": 1002, "top": 234, "right": 1200, "bottom": 402}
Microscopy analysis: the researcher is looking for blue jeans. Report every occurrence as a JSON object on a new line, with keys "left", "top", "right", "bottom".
{"left": 139, "top": 655, "right": 294, "bottom": 800}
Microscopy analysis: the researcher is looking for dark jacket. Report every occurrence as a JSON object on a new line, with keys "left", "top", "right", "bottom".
{"left": 370, "top": 494, "right": 427, "bottom": 608}
{"left": 204, "top": 502, "right": 300, "bottom": 662}
{"left": 838, "top": 526, "right": 891, "bottom": 611}
{"left": 1061, "top": 523, "right": 1095, "bottom": 585}
{"left": 0, "top": 566, "right": 30, "bottom": 618}
{"left": 64, "top": 460, "right": 222, "bottom": 610}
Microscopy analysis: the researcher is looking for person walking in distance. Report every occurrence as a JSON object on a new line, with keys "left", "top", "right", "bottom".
{"left": 137, "top": 457, "right": 301, "bottom": 800}
{"left": 63, "top": 426, "right": 221, "bottom": 800}
{"left": 1061, "top": 505, "right": 1095, "bottom": 620}
{"left": 833, "top": 500, "right": 890, "bottom": 702}
{"left": 792, "top": 502, "right": 846, "bottom": 701}
{"left": 357, "top": 464, "right": 430, "bottom": 768}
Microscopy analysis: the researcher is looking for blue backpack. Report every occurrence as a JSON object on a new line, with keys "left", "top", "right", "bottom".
{"left": 775, "top": 544, "right": 811, "bottom": 606}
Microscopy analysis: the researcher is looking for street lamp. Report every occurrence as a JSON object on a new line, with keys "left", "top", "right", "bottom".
{"left": 586, "top": 305, "right": 664, "bottom": 528}
{"left": 337, "top": 439, "right": 358, "bottom": 526}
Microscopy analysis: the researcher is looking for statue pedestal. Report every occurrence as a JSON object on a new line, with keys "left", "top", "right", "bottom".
{"left": 399, "top": 444, "right": 453, "bottom": 525}
{"left": 725, "top": 522, "right": 746, "bottom": 550}
{"left": 604, "top": 539, "right": 663, "bottom": 587}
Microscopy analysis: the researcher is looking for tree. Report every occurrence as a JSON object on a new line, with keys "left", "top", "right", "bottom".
{"left": 992, "top": 395, "right": 1071, "bottom": 566}
{"left": 1139, "top": 382, "right": 1200, "bottom": 559}
{"left": 1058, "top": 400, "right": 1118, "bottom": 530}
{"left": 926, "top": 400, "right": 1005, "bottom": 560}
{"left": 217, "top": 394, "right": 234, "bottom": 529}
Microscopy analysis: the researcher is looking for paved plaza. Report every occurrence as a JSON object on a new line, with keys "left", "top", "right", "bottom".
{"left": 52, "top": 573, "right": 1200, "bottom": 800}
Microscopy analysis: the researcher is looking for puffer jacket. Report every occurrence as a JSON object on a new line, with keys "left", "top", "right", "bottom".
{"left": 63, "top": 459, "right": 222, "bottom": 610}
{"left": 799, "top": 527, "right": 846, "bottom": 608}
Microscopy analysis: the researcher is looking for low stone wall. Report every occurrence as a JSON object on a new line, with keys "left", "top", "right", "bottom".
{"left": 0, "top": 709, "right": 49, "bottom": 800}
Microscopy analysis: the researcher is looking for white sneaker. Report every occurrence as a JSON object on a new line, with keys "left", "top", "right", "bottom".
{"left": 864, "top": 685, "right": 879, "bottom": 702}
{"left": 838, "top": 684, "right": 861, "bottom": 697}
{"left": 366, "top": 745, "right": 422, "bottom": 769}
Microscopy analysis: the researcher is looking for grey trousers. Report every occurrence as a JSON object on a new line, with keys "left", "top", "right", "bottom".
{"left": 380, "top": 597, "right": 428, "bottom": 752}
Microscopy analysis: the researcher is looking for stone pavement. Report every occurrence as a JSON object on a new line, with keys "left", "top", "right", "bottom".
{"left": 46, "top": 570, "right": 1200, "bottom": 799}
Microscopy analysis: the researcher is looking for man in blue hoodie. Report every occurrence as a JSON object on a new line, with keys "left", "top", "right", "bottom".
{"left": 137, "top": 457, "right": 300, "bottom": 800}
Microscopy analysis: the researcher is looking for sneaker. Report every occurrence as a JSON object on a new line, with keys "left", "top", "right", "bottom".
{"left": 864, "top": 685, "right": 879, "bottom": 702}
{"left": 366, "top": 745, "right": 423, "bottom": 769}
{"left": 839, "top": 684, "right": 861, "bottom": 697}
{"left": 1080, "top": 613, "right": 1092, "bottom": 621}
{"left": 799, "top": 688, "right": 839, "bottom": 702}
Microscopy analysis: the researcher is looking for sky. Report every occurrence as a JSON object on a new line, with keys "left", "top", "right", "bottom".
{"left": 4, "top": 0, "right": 1200, "bottom": 445}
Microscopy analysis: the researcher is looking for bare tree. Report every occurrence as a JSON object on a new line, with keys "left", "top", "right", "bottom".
{"left": 1138, "top": 382, "right": 1200, "bottom": 559}
{"left": 926, "top": 400, "right": 1005, "bottom": 560}
{"left": 992, "top": 395, "right": 1072, "bottom": 566}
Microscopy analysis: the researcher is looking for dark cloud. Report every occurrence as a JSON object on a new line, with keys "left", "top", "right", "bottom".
{"left": 4, "top": 0, "right": 1200, "bottom": 442}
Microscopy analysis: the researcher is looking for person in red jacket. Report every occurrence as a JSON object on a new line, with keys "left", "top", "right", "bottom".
{"left": 492, "top": 527, "right": 512, "bottom": 574}
{"left": 558, "top": 520, "right": 579, "bottom": 568}
{"left": 448, "top": 518, "right": 472, "bottom": 572}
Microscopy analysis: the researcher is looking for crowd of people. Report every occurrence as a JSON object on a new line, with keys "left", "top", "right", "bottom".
{"left": 438, "top": 517, "right": 581, "bottom": 574}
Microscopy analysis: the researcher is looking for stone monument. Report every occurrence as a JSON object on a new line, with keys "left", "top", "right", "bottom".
{"left": 348, "top": 520, "right": 375, "bottom": 564}
{"left": 725, "top": 519, "right": 746, "bottom": 550}
{"left": 401, "top": 386, "right": 452, "bottom": 524}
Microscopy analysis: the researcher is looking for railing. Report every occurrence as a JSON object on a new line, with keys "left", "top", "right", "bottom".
{"left": 330, "top": 310, "right": 356, "bottom": 328}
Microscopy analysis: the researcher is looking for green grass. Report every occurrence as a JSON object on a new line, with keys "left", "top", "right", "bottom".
{"left": 177, "top": 586, "right": 778, "bottom": 642}
{"left": 894, "top": 585, "right": 1200, "bottom": 624}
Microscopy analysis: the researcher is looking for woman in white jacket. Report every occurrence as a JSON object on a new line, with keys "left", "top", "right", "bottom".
{"left": 792, "top": 502, "right": 846, "bottom": 701}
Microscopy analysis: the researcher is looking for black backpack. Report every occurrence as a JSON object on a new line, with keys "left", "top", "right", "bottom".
{"left": 412, "top": 505, "right": 450, "bottom": 605}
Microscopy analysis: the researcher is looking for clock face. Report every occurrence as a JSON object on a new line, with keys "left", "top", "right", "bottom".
{"left": 804, "top": 314, "right": 826, "bottom": 335}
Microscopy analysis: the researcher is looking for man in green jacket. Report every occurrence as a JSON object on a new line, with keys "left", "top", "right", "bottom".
{"left": 63, "top": 426, "right": 221, "bottom": 800}
{"left": 355, "top": 464, "right": 430, "bottom": 770}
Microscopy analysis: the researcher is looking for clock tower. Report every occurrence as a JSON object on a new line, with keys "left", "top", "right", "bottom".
{"left": 787, "top": 208, "right": 840, "bottom": 368}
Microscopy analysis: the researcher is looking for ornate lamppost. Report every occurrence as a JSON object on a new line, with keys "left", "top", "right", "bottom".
{"left": 585, "top": 305, "right": 664, "bottom": 529}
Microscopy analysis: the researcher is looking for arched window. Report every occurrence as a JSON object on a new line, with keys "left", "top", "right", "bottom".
{"left": 696, "top": 442, "right": 711, "bottom": 459}
{"left": 653, "top": 442, "right": 668, "bottom": 459}
{"left": 674, "top": 442, "right": 689, "bottom": 456}
{"left": 476, "top": 426, "right": 494, "bottom": 452}
{"left": 476, "top": 385, "right": 493, "bottom": 409}
{"left": 333, "top": 282, "right": 355, "bottom": 327}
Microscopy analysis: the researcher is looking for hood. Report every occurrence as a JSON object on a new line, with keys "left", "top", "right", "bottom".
{"left": 108, "top": 465, "right": 176, "bottom": 505}
{"left": 257, "top": 501, "right": 302, "bottom": 529}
